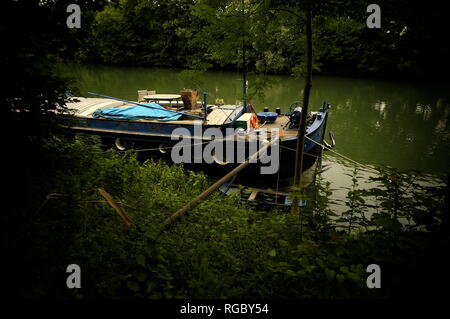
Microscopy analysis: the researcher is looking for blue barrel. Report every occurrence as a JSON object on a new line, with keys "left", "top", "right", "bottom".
{"left": 257, "top": 111, "right": 278, "bottom": 123}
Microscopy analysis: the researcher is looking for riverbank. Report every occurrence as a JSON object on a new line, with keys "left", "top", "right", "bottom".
{"left": 4, "top": 134, "right": 448, "bottom": 299}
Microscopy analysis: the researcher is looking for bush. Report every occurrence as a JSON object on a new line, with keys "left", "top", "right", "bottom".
{"left": 6, "top": 135, "right": 447, "bottom": 299}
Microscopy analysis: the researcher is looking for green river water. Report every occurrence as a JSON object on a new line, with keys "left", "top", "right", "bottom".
{"left": 59, "top": 63, "right": 450, "bottom": 211}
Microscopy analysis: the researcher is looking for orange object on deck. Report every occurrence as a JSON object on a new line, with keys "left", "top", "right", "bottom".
{"left": 250, "top": 113, "right": 259, "bottom": 129}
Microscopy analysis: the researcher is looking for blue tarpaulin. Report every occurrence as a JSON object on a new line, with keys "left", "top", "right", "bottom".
{"left": 92, "top": 103, "right": 183, "bottom": 121}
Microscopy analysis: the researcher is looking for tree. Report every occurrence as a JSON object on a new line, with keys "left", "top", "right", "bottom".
{"left": 290, "top": 7, "right": 312, "bottom": 217}
{"left": 0, "top": 0, "right": 107, "bottom": 297}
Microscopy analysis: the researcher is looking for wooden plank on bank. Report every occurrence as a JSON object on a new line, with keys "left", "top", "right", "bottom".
{"left": 98, "top": 188, "right": 132, "bottom": 228}
{"left": 248, "top": 190, "right": 258, "bottom": 200}
{"left": 164, "top": 137, "right": 279, "bottom": 226}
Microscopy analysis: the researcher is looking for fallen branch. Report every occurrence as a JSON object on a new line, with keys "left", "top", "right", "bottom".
{"left": 98, "top": 188, "right": 132, "bottom": 228}
{"left": 164, "top": 138, "right": 278, "bottom": 226}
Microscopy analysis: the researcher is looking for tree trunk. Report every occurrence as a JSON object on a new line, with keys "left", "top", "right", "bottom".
{"left": 442, "top": 174, "right": 450, "bottom": 233}
{"left": 291, "top": 9, "right": 313, "bottom": 217}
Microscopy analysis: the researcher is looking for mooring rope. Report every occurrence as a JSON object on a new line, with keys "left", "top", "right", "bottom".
{"left": 279, "top": 145, "right": 321, "bottom": 160}
{"left": 278, "top": 136, "right": 378, "bottom": 173}
{"left": 303, "top": 135, "right": 378, "bottom": 173}
{"left": 116, "top": 140, "right": 211, "bottom": 153}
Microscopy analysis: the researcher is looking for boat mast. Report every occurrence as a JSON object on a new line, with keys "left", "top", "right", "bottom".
{"left": 241, "top": 0, "right": 247, "bottom": 112}
{"left": 242, "top": 42, "right": 247, "bottom": 112}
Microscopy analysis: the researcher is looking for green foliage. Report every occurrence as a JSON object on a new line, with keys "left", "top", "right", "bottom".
{"left": 343, "top": 166, "right": 446, "bottom": 233}
{"left": 177, "top": 69, "right": 206, "bottom": 89}
{"left": 72, "top": 0, "right": 450, "bottom": 79}
{"left": 1, "top": 1, "right": 75, "bottom": 141}
{"left": 79, "top": 0, "right": 197, "bottom": 67}
{"left": 90, "top": 5, "right": 137, "bottom": 65}
{"left": 337, "top": 168, "right": 371, "bottom": 233}
{"left": 7, "top": 135, "right": 446, "bottom": 299}
{"left": 3, "top": 1, "right": 448, "bottom": 300}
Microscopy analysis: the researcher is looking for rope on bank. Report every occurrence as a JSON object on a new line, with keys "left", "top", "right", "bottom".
{"left": 279, "top": 136, "right": 378, "bottom": 173}
{"left": 304, "top": 135, "right": 379, "bottom": 173}
{"left": 116, "top": 140, "right": 211, "bottom": 153}
{"left": 279, "top": 145, "right": 321, "bottom": 160}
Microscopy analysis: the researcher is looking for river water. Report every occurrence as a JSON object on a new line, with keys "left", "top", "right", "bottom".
{"left": 59, "top": 63, "right": 450, "bottom": 212}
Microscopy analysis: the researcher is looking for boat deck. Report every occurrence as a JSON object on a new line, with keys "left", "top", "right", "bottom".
{"left": 260, "top": 115, "right": 298, "bottom": 139}
{"left": 66, "top": 97, "right": 243, "bottom": 126}
{"left": 65, "top": 97, "right": 307, "bottom": 142}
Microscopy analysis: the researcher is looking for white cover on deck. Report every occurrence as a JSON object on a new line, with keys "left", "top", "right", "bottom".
{"left": 66, "top": 97, "right": 125, "bottom": 117}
